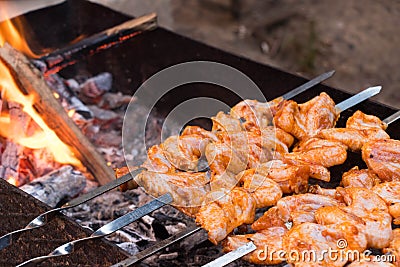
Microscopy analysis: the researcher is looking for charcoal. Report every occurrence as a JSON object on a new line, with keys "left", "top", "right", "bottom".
{"left": 98, "top": 92, "right": 133, "bottom": 109}
{"left": 79, "top": 72, "right": 112, "bottom": 101}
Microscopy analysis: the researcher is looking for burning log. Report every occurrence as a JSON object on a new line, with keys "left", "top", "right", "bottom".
{"left": 0, "top": 102, "right": 34, "bottom": 185}
{"left": 0, "top": 43, "right": 115, "bottom": 185}
{"left": 36, "top": 13, "right": 157, "bottom": 75}
{"left": 20, "top": 165, "right": 86, "bottom": 207}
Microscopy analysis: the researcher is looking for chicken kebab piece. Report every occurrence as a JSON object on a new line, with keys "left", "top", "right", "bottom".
{"left": 383, "top": 228, "right": 400, "bottom": 267}
{"left": 362, "top": 139, "right": 400, "bottom": 182}
{"left": 373, "top": 181, "right": 400, "bottom": 224}
{"left": 317, "top": 110, "right": 390, "bottom": 151}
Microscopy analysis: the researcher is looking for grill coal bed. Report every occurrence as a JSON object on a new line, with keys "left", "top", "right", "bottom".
{"left": 0, "top": 0, "right": 399, "bottom": 266}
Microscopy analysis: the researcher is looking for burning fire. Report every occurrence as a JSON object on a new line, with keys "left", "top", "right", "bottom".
{"left": 6, "top": 176, "right": 18, "bottom": 187}
{"left": 0, "top": 16, "right": 38, "bottom": 58}
{"left": 0, "top": 17, "right": 82, "bottom": 184}
{"left": 0, "top": 61, "right": 81, "bottom": 166}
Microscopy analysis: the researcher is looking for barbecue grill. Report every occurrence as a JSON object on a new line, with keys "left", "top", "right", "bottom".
{"left": 0, "top": 0, "right": 399, "bottom": 266}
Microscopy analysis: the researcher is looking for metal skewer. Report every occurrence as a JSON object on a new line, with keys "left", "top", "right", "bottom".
{"left": 383, "top": 109, "right": 400, "bottom": 125}
{"left": 281, "top": 70, "right": 335, "bottom": 100}
{"left": 202, "top": 242, "right": 256, "bottom": 267}
{"left": 16, "top": 193, "right": 173, "bottom": 267}
{"left": 0, "top": 71, "right": 334, "bottom": 251}
{"left": 0, "top": 168, "right": 145, "bottom": 251}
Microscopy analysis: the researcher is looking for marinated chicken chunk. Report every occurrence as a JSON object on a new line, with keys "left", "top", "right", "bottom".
{"left": 230, "top": 97, "right": 283, "bottom": 131}
{"left": 222, "top": 227, "right": 287, "bottom": 265}
{"left": 317, "top": 111, "right": 389, "bottom": 151}
{"left": 273, "top": 92, "right": 338, "bottom": 140}
{"left": 237, "top": 169, "right": 283, "bottom": 208}
{"left": 161, "top": 133, "right": 211, "bottom": 171}
{"left": 383, "top": 228, "right": 400, "bottom": 267}
{"left": 362, "top": 139, "right": 400, "bottom": 182}
{"left": 211, "top": 111, "right": 243, "bottom": 132}
{"left": 195, "top": 187, "right": 256, "bottom": 244}
{"left": 346, "top": 110, "right": 388, "bottom": 130}
{"left": 205, "top": 128, "right": 291, "bottom": 176}
{"left": 283, "top": 222, "right": 367, "bottom": 267}
{"left": 180, "top": 125, "right": 218, "bottom": 141}
{"left": 276, "top": 193, "right": 342, "bottom": 225}
{"left": 251, "top": 206, "right": 287, "bottom": 231}
{"left": 142, "top": 145, "right": 175, "bottom": 173}
{"left": 373, "top": 181, "right": 400, "bottom": 224}
{"left": 283, "top": 138, "right": 348, "bottom": 181}
{"left": 257, "top": 160, "right": 310, "bottom": 194}
{"left": 290, "top": 138, "right": 348, "bottom": 167}
{"left": 333, "top": 187, "right": 393, "bottom": 248}
{"left": 135, "top": 171, "right": 210, "bottom": 217}
{"left": 342, "top": 166, "right": 381, "bottom": 189}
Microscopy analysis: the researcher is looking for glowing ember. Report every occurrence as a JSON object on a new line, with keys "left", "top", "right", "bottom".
{"left": 53, "top": 92, "right": 60, "bottom": 99}
{"left": 68, "top": 109, "right": 76, "bottom": 118}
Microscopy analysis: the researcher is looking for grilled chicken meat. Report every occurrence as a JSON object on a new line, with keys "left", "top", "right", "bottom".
{"left": 383, "top": 228, "right": 400, "bottom": 267}
{"left": 283, "top": 222, "right": 367, "bottom": 267}
{"left": 230, "top": 97, "right": 284, "bottom": 131}
{"left": 205, "top": 127, "right": 293, "bottom": 176}
{"left": 347, "top": 110, "right": 388, "bottom": 130}
{"left": 318, "top": 187, "right": 393, "bottom": 249}
{"left": 291, "top": 138, "right": 348, "bottom": 166}
{"left": 373, "top": 181, "right": 400, "bottom": 224}
{"left": 273, "top": 92, "right": 338, "bottom": 140}
{"left": 317, "top": 111, "right": 390, "bottom": 151}
{"left": 283, "top": 138, "right": 348, "bottom": 181}
{"left": 180, "top": 125, "right": 218, "bottom": 141}
{"left": 211, "top": 111, "right": 243, "bottom": 132}
{"left": 362, "top": 139, "right": 400, "bottom": 182}
{"left": 342, "top": 166, "right": 381, "bottom": 189}
{"left": 135, "top": 170, "right": 210, "bottom": 217}
{"left": 195, "top": 187, "right": 256, "bottom": 244}
{"left": 251, "top": 206, "right": 287, "bottom": 231}
{"left": 256, "top": 160, "right": 310, "bottom": 194}
{"left": 142, "top": 145, "right": 176, "bottom": 173}
{"left": 276, "top": 193, "right": 342, "bottom": 225}
{"left": 161, "top": 134, "right": 211, "bottom": 171}
{"left": 222, "top": 227, "right": 287, "bottom": 265}
{"left": 237, "top": 169, "right": 283, "bottom": 208}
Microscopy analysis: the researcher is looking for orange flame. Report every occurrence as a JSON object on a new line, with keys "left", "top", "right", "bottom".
{"left": 0, "top": 59, "right": 81, "bottom": 167}
{"left": 0, "top": 16, "right": 38, "bottom": 58}
{"left": 6, "top": 176, "right": 18, "bottom": 187}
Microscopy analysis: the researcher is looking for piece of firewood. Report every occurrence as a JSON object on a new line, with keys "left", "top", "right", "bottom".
{"left": 0, "top": 102, "right": 34, "bottom": 185}
{"left": 0, "top": 140, "right": 23, "bottom": 183}
{"left": 20, "top": 165, "right": 86, "bottom": 207}
{"left": 36, "top": 13, "right": 157, "bottom": 75}
{"left": 0, "top": 43, "right": 115, "bottom": 185}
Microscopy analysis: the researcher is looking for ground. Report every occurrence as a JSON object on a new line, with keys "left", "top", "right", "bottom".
{"left": 90, "top": 0, "right": 400, "bottom": 108}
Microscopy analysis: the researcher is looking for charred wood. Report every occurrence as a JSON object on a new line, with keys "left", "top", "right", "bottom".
{"left": 20, "top": 165, "right": 86, "bottom": 207}
{"left": 0, "top": 43, "right": 115, "bottom": 185}
{"left": 36, "top": 13, "right": 157, "bottom": 75}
